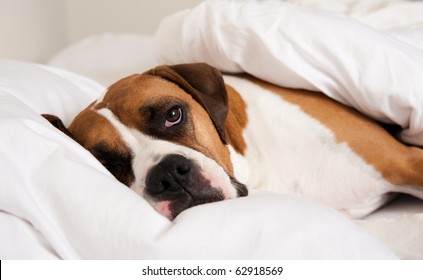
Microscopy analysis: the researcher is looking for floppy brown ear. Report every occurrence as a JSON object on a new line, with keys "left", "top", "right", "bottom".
{"left": 42, "top": 114, "right": 73, "bottom": 138}
{"left": 147, "top": 63, "right": 228, "bottom": 144}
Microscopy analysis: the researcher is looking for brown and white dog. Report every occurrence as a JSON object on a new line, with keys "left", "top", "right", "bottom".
{"left": 44, "top": 63, "right": 423, "bottom": 220}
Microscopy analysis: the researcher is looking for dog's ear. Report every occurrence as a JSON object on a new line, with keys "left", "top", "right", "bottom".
{"left": 147, "top": 63, "right": 228, "bottom": 144}
{"left": 41, "top": 114, "right": 74, "bottom": 139}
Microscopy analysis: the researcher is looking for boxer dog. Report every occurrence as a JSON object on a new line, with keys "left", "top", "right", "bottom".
{"left": 43, "top": 63, "right": 423, "bottom": 220}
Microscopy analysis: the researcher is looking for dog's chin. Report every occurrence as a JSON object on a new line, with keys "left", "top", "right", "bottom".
{"left": 150, "top": 175, "right": 248, "bottom": 221}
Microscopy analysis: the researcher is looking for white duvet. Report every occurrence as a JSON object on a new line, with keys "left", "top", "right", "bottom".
{"left": 153, "top": 0, "right": 423, "bottom": 146}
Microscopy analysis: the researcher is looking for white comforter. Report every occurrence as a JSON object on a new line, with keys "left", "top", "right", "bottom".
{"left": 153, "top": 0, "right": 423, "bottom": 146}
{"left": 2, "top": 0, "right": 423, "bottom": 260}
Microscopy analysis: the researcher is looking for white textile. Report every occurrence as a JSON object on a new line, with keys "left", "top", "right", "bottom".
{"left": 153, "top": 0, "right": 423, "bottom": 146}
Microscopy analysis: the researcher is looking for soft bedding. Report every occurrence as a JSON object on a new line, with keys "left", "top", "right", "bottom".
{"left": 47, "top": 33, "right": 157, "bottom": 87}
{"left": 0, "top": 60, "right": 398, "bottom": 259}
{"left": 153, "top": 0, "right": 423, "bottom": 147}
{"left": 2, "top": 0, "right": 423, "bottom": 260}
{"left": 151, "top": 0, "right": 423, "bottom": 258}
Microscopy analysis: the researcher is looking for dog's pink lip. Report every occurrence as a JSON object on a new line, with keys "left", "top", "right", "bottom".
{"left": 154, "top": 201, "right": 174, "bottom": 220}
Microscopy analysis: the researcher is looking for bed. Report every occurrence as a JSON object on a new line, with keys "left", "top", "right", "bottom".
{"left": 1, "top": 0, "right": 423, "bottom": 260}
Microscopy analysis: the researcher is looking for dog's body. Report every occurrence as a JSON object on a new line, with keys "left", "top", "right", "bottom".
{"left": 225, "top": 75, "right": 423, "bottom": 218}
{"left": 44, "top": 63, "right": 423, "bottom": 220}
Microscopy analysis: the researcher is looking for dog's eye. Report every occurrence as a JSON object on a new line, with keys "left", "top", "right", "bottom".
{"left": 165, "top": 106, "right": 183, "bottom": 127}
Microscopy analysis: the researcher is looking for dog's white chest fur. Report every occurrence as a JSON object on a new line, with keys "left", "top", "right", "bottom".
{"left": 224, "top": 76, "right": 394, "bottom": 218}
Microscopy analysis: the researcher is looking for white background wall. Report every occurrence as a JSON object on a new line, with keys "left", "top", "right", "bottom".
{"left": 0, "top": 0, "right": 203, "bottom": 62}
{"left": 64, "top": 0, "right": 203, "bottom": 42}
{"left": 0, "top": 0, "right": 68, "bottom": 62}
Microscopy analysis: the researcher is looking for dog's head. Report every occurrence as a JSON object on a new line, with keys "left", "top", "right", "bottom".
{"left": 44, "top": 63, "right": 248, "bottom": 220}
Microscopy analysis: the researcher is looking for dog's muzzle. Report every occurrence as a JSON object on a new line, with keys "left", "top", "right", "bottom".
{"left": 145, "top": 154, "right": 247, "bottom": 219}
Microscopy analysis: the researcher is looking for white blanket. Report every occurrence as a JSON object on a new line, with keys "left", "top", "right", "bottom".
{"left": 0, "top": 59, "right": 396, "bottom": 259}
{"left": 153, "top": 0, "right": 423, "bottom": 146}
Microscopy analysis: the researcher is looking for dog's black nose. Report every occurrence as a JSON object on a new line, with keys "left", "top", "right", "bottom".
{"left": 146, "top": 154, "right": 192, "bottom": 195}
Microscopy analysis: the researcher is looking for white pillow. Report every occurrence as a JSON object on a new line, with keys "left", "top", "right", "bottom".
{"left": 0, "top": 59, "right": 104, "bottom": 126}
{"left": 0, "top": 60, "right": 396, "bottom": 259}
{"left": 47, "top": 33, "right": 157, "bottom": 86}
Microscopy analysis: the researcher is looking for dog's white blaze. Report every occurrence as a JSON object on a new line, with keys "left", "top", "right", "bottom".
{"left": 224, "top": 76, "right": 395, "bottom": 218}
{"left": 96, "top": 108, "right": 237, "bottom": 204}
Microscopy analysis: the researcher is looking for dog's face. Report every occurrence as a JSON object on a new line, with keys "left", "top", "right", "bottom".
{"left": 45, "top": 63, "right": 247, "bottom": 220}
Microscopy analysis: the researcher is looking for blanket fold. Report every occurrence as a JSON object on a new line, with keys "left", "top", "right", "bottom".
{"left": 153, "top": 0, "right": 423, "bottom": 146}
